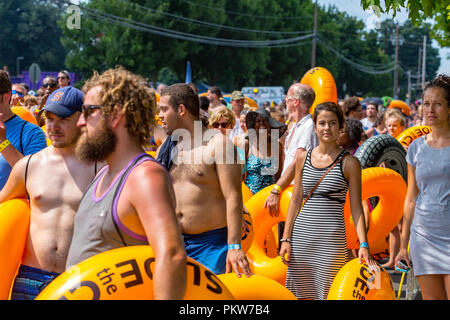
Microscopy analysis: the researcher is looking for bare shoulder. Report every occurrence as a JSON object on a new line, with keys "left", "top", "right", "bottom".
{"left": 342, "top": 154, "right": 361, "bottom": 179}
{"left": 128, "top": 159, "right": 170, "bottom": 189}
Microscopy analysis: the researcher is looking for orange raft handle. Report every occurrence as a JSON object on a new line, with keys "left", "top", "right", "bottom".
{"left": 300, "top": 67, "right": 337, "bottom": 115}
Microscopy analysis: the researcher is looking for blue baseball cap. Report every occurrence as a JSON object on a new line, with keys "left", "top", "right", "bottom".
{"left": 44, "top": 86, "right": 83, "bottom": 118}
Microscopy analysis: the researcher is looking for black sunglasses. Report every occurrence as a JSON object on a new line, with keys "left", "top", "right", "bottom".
{"left": 57, "top": 76, "right": 68, "bottom": 80}
{"left": 42, "top": 82, "right": 58, "bottom": 88}
{"left": 82, "top": 105, "right": 102, "bottom": 118}
{"left": 212, "top": 122, "right": 230, "bottom": 129}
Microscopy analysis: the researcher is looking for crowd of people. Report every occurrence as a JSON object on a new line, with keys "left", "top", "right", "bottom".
{"left": 0, "top": 66, "right": 448, "bottom": 300}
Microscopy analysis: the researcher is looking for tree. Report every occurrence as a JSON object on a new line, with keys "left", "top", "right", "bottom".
{"left": 360, "top": 0, "right": 450, "bottom": 46}
{"left": 0, "top": 0, "right": 67, "bottom": 74}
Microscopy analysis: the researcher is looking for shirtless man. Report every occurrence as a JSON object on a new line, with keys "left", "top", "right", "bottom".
{"left": 0, "top": 86, "right": 97, "bottom": 300}
{"left": 66, "top": 67, "right": 186, "bottom": 300}
{"left": 158, "top": 83, "right": 251, "bottom": 277}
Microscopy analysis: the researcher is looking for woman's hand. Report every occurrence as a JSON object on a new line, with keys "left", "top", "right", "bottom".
{"left": 279, "top": 242, "right": 291, "bottom": 266}
{"left": 394, "top": 248, "right": 412, "bottom": 270}
{"left": 264, "top": 193, "right": 280, "bottom": 217}
{"left": 358, "top": 247, "right": 379, "bottom": 273}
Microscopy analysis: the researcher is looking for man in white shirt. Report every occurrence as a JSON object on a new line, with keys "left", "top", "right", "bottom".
{"left": 264, "top": 83, "right": 318, "bottom": 215}
{"left": 361, "top": 101, "right": 378, "bottom": 131}
{"left": 228, "top": 90, "right": 245, "bottom": 140}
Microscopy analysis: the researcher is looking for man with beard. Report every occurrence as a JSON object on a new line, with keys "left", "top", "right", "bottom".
{"left": 66, "top": 67, "right": 186, "bottom": 300}
{"left": 0, "top": 86, "right": 98, "bottom": 300}
{"left": 158, "top": 83, "right": 251, "bottom": 277}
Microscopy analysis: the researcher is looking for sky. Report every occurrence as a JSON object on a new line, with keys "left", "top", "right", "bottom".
{"left": 316, "top": 0, "right": 449, "bottom": 75}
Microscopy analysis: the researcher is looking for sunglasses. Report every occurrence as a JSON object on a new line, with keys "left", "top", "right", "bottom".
{"left": 82, "top": 104, "right": 102, "bottom": 118}
{"left": 12, "top": 90, "right": 24, "bottom": 98}
{"left": 42, "top": 82, "right": 58, "bottom": 88}
{"left": 57, "top": 76, "right": 68, "bottom": 80}
{"left": 212, "top": 122, "right": 230, "bottom": 129}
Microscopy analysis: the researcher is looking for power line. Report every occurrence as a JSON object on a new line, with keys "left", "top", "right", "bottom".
{"left": 60, "top": 1, "right": 314, "bottom": 48}
{"left": 317, "top": 37, "right": 396, "bottom": 74}
{"left": 116, "top": 0, "right": 312, "bottom": 36}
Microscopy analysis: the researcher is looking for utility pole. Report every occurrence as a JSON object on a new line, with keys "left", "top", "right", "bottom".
{"left": 407, "top": 70, "right": 411, "bottom": 104}
{"left": 311, "top": 0, "right": 318, "bottom": 68}
{"left": 393, "top": 23, "right": 399, "bottom": 99}
{"left": 421, "top": 35, "right": 427, "bottom": 89}
{"left": 416, "top": 47, "right": 422, "bottom": 88}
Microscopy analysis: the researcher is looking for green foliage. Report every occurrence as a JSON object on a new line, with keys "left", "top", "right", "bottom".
{"left": 360, "top": 0, "right": 450, "bottom": 46}
{"left": 0, "top": 0, "right": 67, "bottom": 74}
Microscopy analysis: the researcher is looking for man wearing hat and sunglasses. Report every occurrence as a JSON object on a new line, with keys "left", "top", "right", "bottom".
{"left": 0, "top": 85, "right": 99, "bottom": 300}
{"left": 229, "top": 90, "right": 246, "bottom": 140}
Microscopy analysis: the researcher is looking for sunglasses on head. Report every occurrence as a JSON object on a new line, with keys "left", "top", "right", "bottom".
{"left": 82, "top": 104, "right": 102, "bottom": 118}
{"left": 42, "top": 82, "right": 58, "bottom": 88}
{"left": 212, "top": 122, "right": 230, "bottom": 129}
{"left": 12, "top": 90, "right": 24, "bottom": 98}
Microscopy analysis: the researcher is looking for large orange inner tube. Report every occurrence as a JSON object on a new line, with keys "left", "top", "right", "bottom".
{"left": 396, "top": 125, "right": 431, "bottom": 148}
{"left": 345, "top": 167, "right": 406, "bottom": 249}
{"left": 300, "top": 67, "right": 337, "bottom": 115}
{"left": 388, "top": 100, "right": 411, "bottom": 116}
{"left": 36, "top": 246, "right": 235, "bottom": 300}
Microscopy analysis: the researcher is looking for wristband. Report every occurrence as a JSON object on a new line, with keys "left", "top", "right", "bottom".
{"left": 228, "top": 244, "right": 241, "bottom": 250}
{"left": 360, "top": 242, "right": 369, "bottom": 249}
{"left": 0, "top": 139, "right": 11, "bottom": 153}
{"left": 273, "top": 184, "right": 282, "bottom": 192}
{"left": 280, "top": 238, "right": 291, "bottom": 243}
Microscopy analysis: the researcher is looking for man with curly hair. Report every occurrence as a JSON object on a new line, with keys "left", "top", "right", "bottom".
{"left": 66, "top": 67, "right": 186, "bottom": 300}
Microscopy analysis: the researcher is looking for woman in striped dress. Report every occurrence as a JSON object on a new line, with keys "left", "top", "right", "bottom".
{"left": 280, "top": 102, "right": 378, "bottom": 300}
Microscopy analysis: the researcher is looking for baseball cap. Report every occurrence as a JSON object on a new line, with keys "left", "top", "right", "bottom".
{"left": 44, "top": 86, "right": 83, "bottom": 118}
{"left": 231, "top": 90, "right": 245, "bottom": 101}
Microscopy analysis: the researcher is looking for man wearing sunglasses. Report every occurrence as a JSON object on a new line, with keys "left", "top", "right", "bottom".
{"left": 57, "top": 70, "right": 71, "bottom": 88}
{"left": 65, "top": 67, "right": 186, "bottom": 300}
{"left": 0, "top": 85, "right": 99, "bottom": 300}
{"left": 0, "top": 70, "right": 47, "bottom": 190}
{"left": 35, "top": 76, "right": 59, "bottom": 126}
{"left": 11, "top": 83, "right": 26, "bottom": 106}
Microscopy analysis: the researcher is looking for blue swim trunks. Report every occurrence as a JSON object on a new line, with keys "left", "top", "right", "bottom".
{"left": 10, "top": 265, "right": 60, "bottom": 300}
{"left": 183, "top": 227, "right": 228, "bottom": 274}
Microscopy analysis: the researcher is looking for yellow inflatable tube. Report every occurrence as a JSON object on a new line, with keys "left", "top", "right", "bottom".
{"left": 396, "top": 125, "right": 431, "bottom": 148}
{"left": 217, "top": 274, "right": 296, "bottom": 300}
{"left": 345, "top": 167, "right": 406, "bottom": 249}
{"left": 0, "top": 199, "right": 30, "bottom": 300}
{"left": 36, "top": 245, "right": 234, "bottom": 300}
{"left": 300, "top": 67, "right": 337, "bottom": 115}
{"left": 327, "top": 258, "right": 395, "bottom": 300}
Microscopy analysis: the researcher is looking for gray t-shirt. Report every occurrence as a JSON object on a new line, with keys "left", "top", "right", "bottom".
{"left": 406, "top": 136, "right": 450, "bottom": 214}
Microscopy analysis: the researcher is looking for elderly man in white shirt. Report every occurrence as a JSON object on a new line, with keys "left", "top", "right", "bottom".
{"left": 264, "top": 83, "right": 318, "bottom": 215}
{"left": 229, "top": 90, "right": 246, "bottom": 140}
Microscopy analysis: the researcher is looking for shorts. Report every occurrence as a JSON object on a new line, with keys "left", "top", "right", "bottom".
{"left": 10, "top": 265, "right": 60, "bottom": 300}
{"left": 183, "top": 227, "right": 228, "bottom": 274}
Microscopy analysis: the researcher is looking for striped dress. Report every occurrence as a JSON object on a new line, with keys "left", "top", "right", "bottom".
{"left": 285, "top": 149, "right": 349, "bottom": 300}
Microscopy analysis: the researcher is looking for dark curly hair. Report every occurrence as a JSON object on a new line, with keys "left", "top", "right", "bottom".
{"left": 345, "top": 118, "right": 363, "bottom": 148}
{"left": 423, "top": 74, "right": 449, "bottom": 107}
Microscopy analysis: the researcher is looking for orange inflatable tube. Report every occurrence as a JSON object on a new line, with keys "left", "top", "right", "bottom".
{"left": 388, "top": 100, "right": 410, "bottom": 116}
{"left": 0, "top": 199, "right": 30, "bottom": 300}
{"left": 36, "top": 245, "right": 234, "bottom": 300}
{"left": 217, "top": 274, "right": 296, "bottom": 300}
{"left": 241, "top": 207, "right": 254, "bottom": 253}
{"left": 327, "top": 258, "right": 395, "bottom": 300}
{"left": 11, "top": 106, "right": 38, "bottom": 125}
{"left": 244, "top": 185, "right": 293, "bottom": 286}
{"left": 345, "top": 167, "right": 407, "bottom": 249}
{"left": 300, "top": 67, "right": 337, "bottom": 115}
{"left": 396, "top": 125, "right": 431, "bottom": 148}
